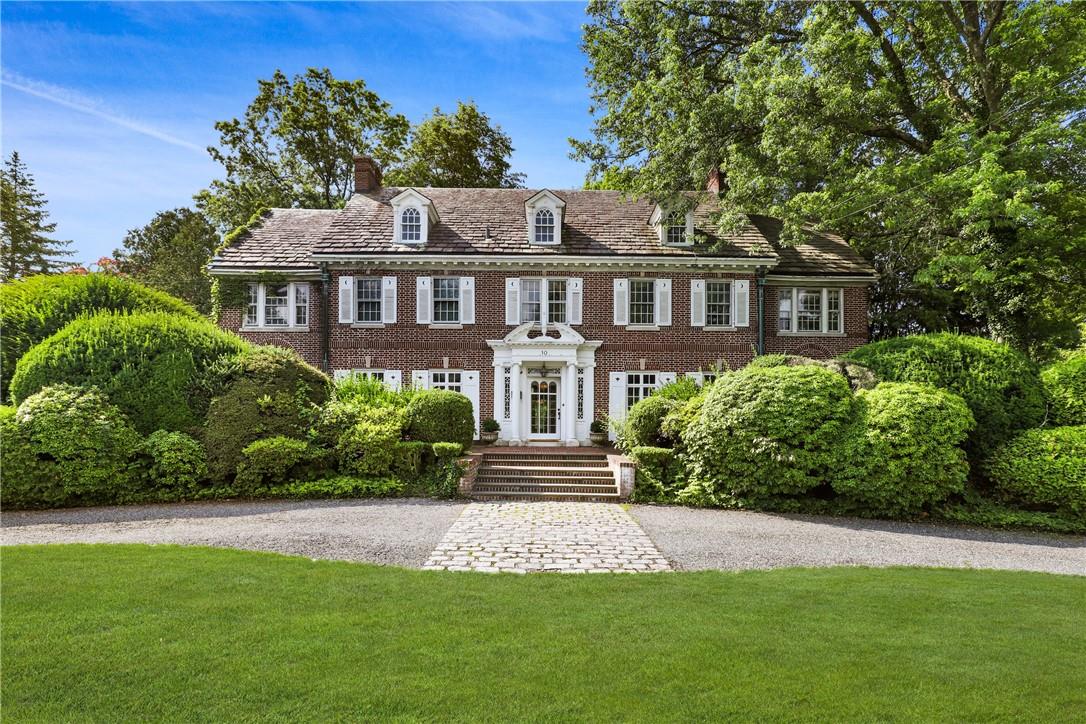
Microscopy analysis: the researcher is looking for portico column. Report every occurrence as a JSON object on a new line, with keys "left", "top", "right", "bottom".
{"left": 563, "top": 360, "right": 578, "bottom": 446}
{"left": 509, "top": 362, "right": 522, "bottom": 445}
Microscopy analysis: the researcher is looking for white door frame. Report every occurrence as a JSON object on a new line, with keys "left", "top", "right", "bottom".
{"left": 525, "top": 374, "right": 561, "bottom": 441}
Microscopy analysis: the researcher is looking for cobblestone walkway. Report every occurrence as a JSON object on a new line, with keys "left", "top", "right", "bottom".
{"left": 423, "top": 501, "right": 672, "bottom": 573}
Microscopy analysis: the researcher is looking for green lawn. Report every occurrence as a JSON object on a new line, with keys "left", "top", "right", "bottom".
{"left": 3, "top": 545, "right": 1084, "bottom": 722}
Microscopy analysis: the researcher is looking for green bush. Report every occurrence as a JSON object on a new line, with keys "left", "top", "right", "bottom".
{"left": 405, "top": 390, "right": 475, "bottom": 449}
{"left": 630, "top": 446, "right": 680, "bottom": 502}
{"left": 0, "top": 385, "right": 141, "bottom": 509}
{"left": 335, "top": 417, "right": 401, "bottom": 477}
{"left": 0, "top": 273, "right": 201, "bottom": 401}
{"left": 234, "top": 436, "right": 326, "bottom": 490}
{"left": 261, "top": 476, "right": 404, "bottom": 500}
{"left": 202, "top": 346, "right": 330, "bottom": 481}
{"left": 1041, "top": 351, "right": 1086, "bottom": 426}
{"left": 619, "top": 395, "right": 679, "bottom": 450}
{"left": 136, "top": 431, "right": 208, "bottom": 495}
{"left": 844, "top": 333, "right": 1045, "bottom": 458}
{"left": 683, "top": 366, "right": 856, "bottom": 502}
{"left": 834, "top": 383, "right": 975, "bottom": 516}
{"left": 0, "top": 405, "right": 15, "bottom": 423}
{"left": 659, "top": 391, "right": 707, "bottom": 446}
{"left": 748, "top": 355, "right": 876, "bottom": 390}
{"left": 391, "top": 441, "right": 429, "bottom": 480}
{"left": 10, "top": 312, "right": 247, "bottom": 434}
{"left": 655, "top": 377, "right": 701, "bottom": 401}
{"left": 986, "top": 426, "right": 1086, "bottom": 518}
{"left": 425, "top": 444, "right": 464, "bottom": 499}
{"left": 432, "top": 442, "right": 463, "bottom": 459}
{"left": 333, "top": 374, "right": 416, "bottom": 408}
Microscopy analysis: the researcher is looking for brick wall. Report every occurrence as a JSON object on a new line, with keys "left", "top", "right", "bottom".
{"left": 222, "top": 268, "right": 871, "bottom": 424}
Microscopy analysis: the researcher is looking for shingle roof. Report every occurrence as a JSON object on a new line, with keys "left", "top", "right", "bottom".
{"left": 210, "top": 189, "right": 875, "bottom": 277}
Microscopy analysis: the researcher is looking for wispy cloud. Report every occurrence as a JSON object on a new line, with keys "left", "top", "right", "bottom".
{"left": 431, "top": 2, "right": 580, "bottom": 42}
{"left": 1, "top": 70, "right": 206, "bottom": 154}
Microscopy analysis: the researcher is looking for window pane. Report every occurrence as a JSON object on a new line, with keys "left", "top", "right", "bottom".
{"left": 520, "top": 279, "right": 542, "bottom": 322}
{"left": 431, "top": 371, "right": 462, "bottom": 392}
{"left": 547, "top": 279, "right": 567, "bottom": 323}
{"left": 534, "top": 209, "right": 554, "bottom": 243}
{"left": 629, "top": 279, "right": 655, "bottom": 325}
{"left": 778, "top": 288, "right": 793, "bottom": 331}
{"left": 264, "top": 284, "right": 289, "bottom": 326}
{"left": 294, "top": 284, "right": 309, "bottom": 326}
{"left": 827, "top": 289, "right": 842, "bottom": 333}
{"left": 356, "top": 278, "right": 382, "bottom": 323}
{"left": 706, "top": 281, "right": 731, "bottom": 326}
{"left": 626, "top": 372, "right": 657, "bottom": 410}
{"left": 797, "top": 289, "right": 822, "bottom": 332}
{"left": 665, "top": 211, "right": 686, "bottom": 244}
{"left": 245, "top": 284, "right": 259, "bottom": 326}
{"left": 433, "top": 278, "right": 460, "bottom": 323}
{"left": 401, "top": 208, "right": 421, "bottom": 241}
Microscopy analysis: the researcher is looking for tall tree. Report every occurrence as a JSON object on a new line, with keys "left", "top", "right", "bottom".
{"left": 0, "top": 151, "right": 73, "bottom": 281}
{"left": 386, "top": 101, "right": 525, "bottom": 188}
{"left": 574, "top": 1, "right": 1086, "bottom": 357}
{"left": 113, "top": 207, "right": 217, "bottom": 314}
{"left": 195, "top": 67, "right": 409, "bottom": 231}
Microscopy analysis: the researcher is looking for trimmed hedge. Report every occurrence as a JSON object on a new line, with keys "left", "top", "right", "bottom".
{"left": 10, "top": 312, "right": 248, "bottom": 434}
{"left": 1, "top": 273, "right": 200, "bottom": 401}
{"left": 202, "top": 346, "right": 330, "bottom": 481}
{"left": 834, "top": 383, "right": 974, "bottom": 516}
{"left": 235, "top": 436, "right": 327, "bottom": 490}
{"left": 0, "top": 385, "right": 141, "bottom": 509}
{"left": 748, "top": 354, "right": 876, "bottom": 390}
{"left": 844, "top": 333, "right": 1045, "bottom": 458}
{"left": 136, "top": 431, "right": 208, "bottom": 495}
{"left": 619, "top": 395, "right": 679, "bottom": 450}
{"left": 630, "top": 446, "right": 680, "bottom": 502}
{"left": 405, "top": 390, "right": 475, "bottom": 449}
{"left": 1041, "top": 351, "right": 1086, "bottom": 426}
{"left": 659, "top": 391, "right": 707, "bottom": 446}
{"left": 683, "top": 366, "right": 856, "bottom": 502}
{"left": 986, "top": 426, "right": 1086, "bottom": 518}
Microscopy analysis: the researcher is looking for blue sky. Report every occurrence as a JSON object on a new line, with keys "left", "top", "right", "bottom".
{"left": 1, "top": 1, "right": 594, "bottom": 265}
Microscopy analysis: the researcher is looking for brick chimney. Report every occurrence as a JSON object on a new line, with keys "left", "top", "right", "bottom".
{"left": 353, "top": 156, "right": 382, "bottom": 193}
{"left": 705, "top": 165, "right": 722, "bottom": 194}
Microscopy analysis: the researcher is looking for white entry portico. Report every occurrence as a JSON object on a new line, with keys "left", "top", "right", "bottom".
{"left": 489, "top": 323, "right": 601, "bottom": 445}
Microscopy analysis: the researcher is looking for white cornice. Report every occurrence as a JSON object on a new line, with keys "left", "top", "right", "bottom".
{"left": 310, "top": 253, "right": 779, "bottom": 272}
{"left": 207, "top": 266, "right": 321, "bottom": 278}
{"left": 766, "top": 274, "right": 877, "bottom": 285}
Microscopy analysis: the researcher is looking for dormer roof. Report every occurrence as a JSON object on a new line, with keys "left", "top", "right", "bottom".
{"left": 389, "top": 188, "right": 440, "bottom": 223}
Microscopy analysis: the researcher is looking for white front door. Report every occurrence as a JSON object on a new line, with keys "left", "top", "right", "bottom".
{"left": 528, "top": 377, "right": 561, "bottom": 440}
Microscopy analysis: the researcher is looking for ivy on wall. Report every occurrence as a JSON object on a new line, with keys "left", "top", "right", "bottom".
{"left": 209, "top": 208, "right": 286, "bottom": 323}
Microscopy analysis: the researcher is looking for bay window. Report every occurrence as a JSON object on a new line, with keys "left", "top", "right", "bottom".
{"left": 777, "top": 287, "right": 845, "bottom": 334}
{"left": 244, "top": 282, "right": 309, "bottom": 329}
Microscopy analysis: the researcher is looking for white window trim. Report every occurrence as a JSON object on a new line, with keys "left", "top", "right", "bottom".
{"left": 431, "top": 276, "right": 462, "bottom": 325}
{"left": 242, "top": 281, "right": 309, "bottom": 331}
{"left": 704, "top": 279, "right": 735, "bottom": 330}
{"left": 777, "top": 287, "right": 846, "bottom": 336}
{"left": 651, "top": 205, "right": 695, "bottom": 247}
{"left": 353, "top": 277, "right": 383, "bottom": 327}
{"left": 518, "top": 277, "right": 569, "bottom": 325}
{"left": 391, "top": 188, "right": 438, "bottom": 246}
{"left": 524, "top": 189, "right": 565, "bottom": 246}
{"left": 627, "top": 278, "right": 657, "bottom": 328}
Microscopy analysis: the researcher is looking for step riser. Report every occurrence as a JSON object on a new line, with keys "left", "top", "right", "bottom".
{"left": 474, "top": 485, "right": 618, "bottom": 493}
{"left": 468, "top": 452, "right": 622, "bottom": 500}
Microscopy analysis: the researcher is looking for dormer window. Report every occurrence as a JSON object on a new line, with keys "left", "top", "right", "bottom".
{"left": 651, "top": 204, "right": 694, "bottom": 246}
{"left": 665, "top": 211, "right": 686, "bottom": 245}
{"left": 534, "top": 209, "right": 555, "bottom": 243}
{"left": 400, "top": 208, "right": 422, "bottom": 242}
{"left": 391, "top": 188, "right": 438, "bottom": 245}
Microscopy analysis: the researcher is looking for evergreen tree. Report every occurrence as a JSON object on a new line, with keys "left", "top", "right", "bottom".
{"left": 1, "top": 151, "right": 73, "bottom": 281}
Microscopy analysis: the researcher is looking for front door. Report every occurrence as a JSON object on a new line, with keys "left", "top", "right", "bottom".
{"left": 529, "top": 378, "right": 560, "bottom": 440}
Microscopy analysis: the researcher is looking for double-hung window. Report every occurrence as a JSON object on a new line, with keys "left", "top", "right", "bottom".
{"left": 705, "top": 281, "right": 732, "bottom": 327}
{"left": 625, "top": 372, "right": 657, "bottom": 410}
{"left": 665, "top": 211, "right": 687, "bottom": 245}
{"left": 355, "top": 278, "right": 382, "bottom": 323}
{"left": 432, "top": 277, "right": 461, "bottom": 323}
{"left": 520, "top": 278, "right": 568, "bottom": 324}
{"left": 629, "top": 279, "right": 656, "bottom": 325}
{"left": 430, "top": 371, "right": 462, "bottom": 392}
{"left": 245, "top": 282, "right": 309, "bottom": 329}
{"left": 534, "top": 209, "right": 555, "bottom": 243}
{"left": 778, "top": 288, "right": 844, "bottom": 334}
{"left": 400, "top": 208, "right": 422, "bottom": 242}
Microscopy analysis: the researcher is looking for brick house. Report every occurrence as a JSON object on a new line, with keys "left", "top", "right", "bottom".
{"left": 209, "top": 157, "right": 876, "bottom": 444}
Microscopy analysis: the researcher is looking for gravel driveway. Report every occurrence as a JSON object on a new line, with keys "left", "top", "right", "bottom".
{"left": 0, "top": 499, "right": 467, "bottom": 567}
{"left": 631, "top": 505, "right": 1086, "bottom": 576}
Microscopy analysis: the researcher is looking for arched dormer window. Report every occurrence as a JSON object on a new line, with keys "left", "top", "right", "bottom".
{"left": 665, "top": 211, "right": 687, "bottom": 245}
{"left": 400, "top": 207, "right": 422, "bottom": 242}
{"left": 534, "top": 209, "right": 555, "bottom": 244}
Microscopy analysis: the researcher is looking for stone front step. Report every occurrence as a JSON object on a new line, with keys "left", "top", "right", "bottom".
{"left": 467, "top": 448, "right": 623, "bottom": 501}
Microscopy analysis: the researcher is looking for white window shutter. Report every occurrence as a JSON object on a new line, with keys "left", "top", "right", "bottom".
{"left": 658, "top": 372, "right": 677, "bottom": 388}
{"left": 690, "top": 279, "right": 705, "bottom": 327}
{"left": 613, "top": 279, "right": 629, "bottom": 326}
{"left": 567, "top": 277, "right": 583, "bottom": 325}
{"left": 382, "top": 277, "right": 397, "bottom": 324}
{"left": 462, "top": 370, "right": 481, "bottom": 438}
{"left": 734, "top": 280, "right": 750, "bottom": 327}
{"left": 460, "top": 277, "right": 475, "bottom": 324}
{"left": 655, "top": 278, "right": 672, "bottom": 326}
{"left": 338, "top": 276, "right": 355, "bottom": 324}
{"left": 505, "top": 278, "right": 520, "bottom": 325}
{"left": 333, "top": 369, "right": 350, "bottom": 381}
{"left": 416, "top": 277, "right": 432, "bottom": 324}
{"left": 411, "top": 370, "right": 428, "bottom": 390}
{"left": 686, "top": 371, "right": 705, "bottom": 385}
{"left": 384, "top": 370, "right": 402, "bottom": 391}
{"left": 607, "top": 372, "right": 626, "bottom": 441}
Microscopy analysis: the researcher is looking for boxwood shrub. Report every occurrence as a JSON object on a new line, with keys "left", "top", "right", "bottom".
{"left": 0, "top": 273, "right": 200, "bottom": 401}
{"left": 619, "top": 395, "right": 679, "bottom": 450}
{"left": 10, "top": 311, "right": 248, "bottom": 434}
{"left": 747, "top": 354, "right": 876, "bottom": 390}
{"left": 629, "top": 446, "right": 680, "bottom": 502}
{"left": 0, "top": 385, "right": 141, "bottom": 509}
{"left": 834, "top": 383, "right": 974, "bottom": 516}
{"left": 986, "top": 426, "right": 1086, "bottom": 518}
{"left": 1041, "top": 351, "right": 1085, "bottom": 426}
{"left": 135, "top": 430, "right": 209, "bottom": 497}
{"left": 405, "top": 390, "right": 475, "bottom": 449}
{"left": 844, "top": 333, "right": 1045, "bottom": 458}
{"left": 202, "top": 346, "right": 330, "bottom": 481}
{"left": 234, "top": 436, "right": 327, "bottom": 491}
{"left": 683, "top": 366, "right": 856, "bottom": 503}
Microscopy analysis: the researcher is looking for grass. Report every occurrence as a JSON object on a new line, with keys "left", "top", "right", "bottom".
{"left": 3, "top": 545, "right": 1085, "bottom": 722}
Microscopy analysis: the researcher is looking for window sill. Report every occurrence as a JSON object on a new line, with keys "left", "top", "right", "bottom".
{"left": 777, "top": 331, "right": 846, "bottom": 337}
{"left": 240, "top": 326, "right": 309, "bottom": 333}
{"left": 703, "top": 326, "right": 738, "bottom": 332}
{"left": 428, "top": 323, "right": 463, "bottom": 330}
{"left": 626, "top": 325, "right": 660, "bottom": 331}
{"left": 351, "top": 323, "right": 386, "bottom": 329}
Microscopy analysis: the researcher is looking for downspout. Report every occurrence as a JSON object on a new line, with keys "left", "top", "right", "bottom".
{"left": 320, "top": 262, "right": 331, "bottom": 373}
{"left": 756, "top": 266, "right": 767, "bottom": 356}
